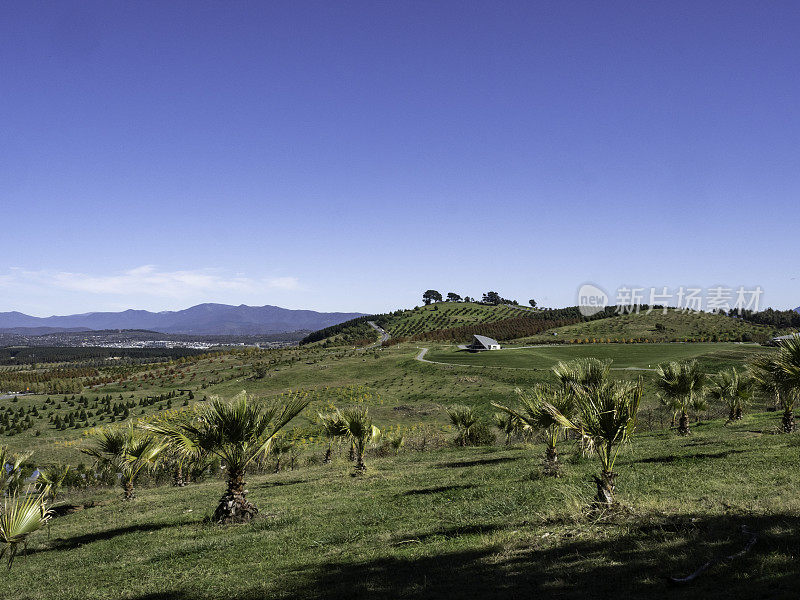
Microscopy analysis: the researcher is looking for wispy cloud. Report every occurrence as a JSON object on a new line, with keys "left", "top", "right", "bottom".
{"left": 5, "top": 266, "right": 301, "bottom": 298}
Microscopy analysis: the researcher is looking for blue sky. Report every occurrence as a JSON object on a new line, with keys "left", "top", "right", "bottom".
{"left": 2, "top": 1, "right": 799, "bottom": 316}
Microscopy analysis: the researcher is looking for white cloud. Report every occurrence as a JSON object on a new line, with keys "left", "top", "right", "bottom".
{"left": 268, "top": 276, "right": 300, "bottom": 291}
{"left": 6, "top": 266, "right": 301, "bottom": 299}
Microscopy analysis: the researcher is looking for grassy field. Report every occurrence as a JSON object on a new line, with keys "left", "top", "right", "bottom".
{"left": 423, "top": 342, "right": 768, "bottom": 371}
{"left": 3, "top": 410, "right": 798, "bottom": 600}
{"left": 0, "top": 341, "right": 779, "bottom": 465}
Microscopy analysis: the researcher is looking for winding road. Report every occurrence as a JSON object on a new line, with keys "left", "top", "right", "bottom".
{"left": 367, "top": 321, "right": 390, "bottom": 347}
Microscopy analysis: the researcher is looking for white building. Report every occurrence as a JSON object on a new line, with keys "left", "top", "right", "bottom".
{"left": 468, "top": 334, "right": 501, "bottom": 351}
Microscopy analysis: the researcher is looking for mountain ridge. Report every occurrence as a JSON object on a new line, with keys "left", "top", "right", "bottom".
{"left": 0, "top": 303, "right": 365, "bottom": 335}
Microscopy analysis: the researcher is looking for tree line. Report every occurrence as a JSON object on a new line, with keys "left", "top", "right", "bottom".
{"left": 423, "top": 290, "right": 535, "bottom": 306}
{"left": 734, "top": 307, "right": 800, "bottom": 329}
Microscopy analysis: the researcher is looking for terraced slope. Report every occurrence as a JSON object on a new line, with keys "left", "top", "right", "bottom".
{"left": 301, "top": 303, "right": 524, "bottom": 346}
{"left": 384, "top": 303, "right": 522, "bottom": 337}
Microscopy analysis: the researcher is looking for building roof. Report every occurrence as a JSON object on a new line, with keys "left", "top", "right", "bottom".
{"left": 773, "top": 333, "right": 800, "bottom": 341}
{"left": 472, "top": 334, "right": 499, "bottom": 347}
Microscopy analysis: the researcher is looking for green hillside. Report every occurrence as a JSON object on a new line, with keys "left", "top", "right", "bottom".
{"left": 301, "top": 303, "right": 526, "bottom": 346}
{"left": 514, "top": 308, "right": 783, "bottom": 344}
{"left": 304, "top": 305, "right": 785, "bottom": 349}
{"left": 383, "top": 302, "right": 525, "bottom": 337}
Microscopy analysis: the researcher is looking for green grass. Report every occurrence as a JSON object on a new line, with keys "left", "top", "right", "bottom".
{"left": 1, "top": 337, "right": 797, "bottom": 598}
{"left": 4, "top": 411, "right": 799, "bottom": 599}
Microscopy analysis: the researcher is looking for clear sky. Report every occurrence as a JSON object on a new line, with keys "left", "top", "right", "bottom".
{"left": 2, "top": 1, "right": 799, "bottom": 316}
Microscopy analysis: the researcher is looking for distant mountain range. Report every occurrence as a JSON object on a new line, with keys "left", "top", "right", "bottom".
{"left": 0, "top": 304, "right": 365, "bottom": 336}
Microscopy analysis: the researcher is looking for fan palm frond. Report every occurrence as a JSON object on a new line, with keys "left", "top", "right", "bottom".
{"left": 0, "top": 490, "right": 52, "bottom": 569}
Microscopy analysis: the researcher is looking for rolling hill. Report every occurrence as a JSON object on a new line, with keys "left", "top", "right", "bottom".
{"left": 303, "top": 303, "right": 792, "bottom": 347}
{"left": 0, "top": 304, "right": 365, "bottom": 336}
{"left": 513, "top": 308, "right": 782, "bottom": 344}
{"left": 300, "top": 302, "right": 532, "bottom": 345}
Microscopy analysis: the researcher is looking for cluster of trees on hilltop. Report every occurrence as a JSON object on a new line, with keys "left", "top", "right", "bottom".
{"left": 734, "top": 308, "right": 800, "bottom": 329}
{"left": 423, "top": 290, "right": 535, "bottom": 306}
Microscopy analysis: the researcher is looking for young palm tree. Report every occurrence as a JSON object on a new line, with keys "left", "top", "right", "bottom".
{"left": 709, "top": 367, "right": 752, "bottom": 421}
{"left": 492, "top": 411, "right": 522, "bottom": 446}
{"left": 82, "top": 423, "right": 163, "bottom": 500}
{"left": 143, "top": 391, "right": 309, "bottom": 523}
{"left": 318, "top": 411, "right": 346, "bottom": 463}
{"left": 552, "top": 358, "right": 611, "bottom": 394}
{"left": 446, "top": 404, "right": 481, "bottom": 447}
{"left": 750, "top": 337, "right": 800, "bottom": 433}
{"left": 545, "top": 379, "right": 642, "bottom": 506}
{"left": 386, "top": 432, "right": 405, "bottom": 455}
{"left": 269, "top": 435, "right": 294, "bottom": 473}
{"left": 0, "top": 488, "right": 52, "bottom": 569}
{"left": 37, "top": 464, "right": 71, "bottom": 504}
{"left": 493, "top": 385, "right": 575, "bottom": 476}
{"left": 338, "top": 407, "right": 379, "bottom": 473}
{"left": 0, "top": 448, "right": 33, "bottom": 496}
{"left": 655, "top": 360, "right": 707, "bottom": 435}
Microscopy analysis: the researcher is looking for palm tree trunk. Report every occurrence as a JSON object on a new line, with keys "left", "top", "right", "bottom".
{"left": 123, "top": 480, "right": 135, "bottom": 501}
{"left": 323, "top": 445, "right": 332, "bottom": 464}
{"left": 782, "top": 408, "right": 795, "bottom": 433}
{"left": 594, "top": 470, "right": 616, "bottom": 506}
{"left": 543, "top": 445, "right": 559, "bottom": 477}
{"left": 213, "top": 469, "right": 258, "bottom": 524}
{"left": 349, "top": 442, "right": 356, "bottom": 461}
{"left": 734, "top": 406, "right": 743, "bottom": 420}
{"left": 173, "top": 463, "right": 185, "bottom": 487}
{"left": 354, "top": 442, "right": 366, "bottom": 474}
{"left": 728, "top": 408, "right": 736, "bottom": 422}
{"left": 678, "top": 411, "right": 691, "bottom": 435}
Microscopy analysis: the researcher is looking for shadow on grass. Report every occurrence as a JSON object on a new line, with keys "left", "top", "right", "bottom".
{"left": 276, "top": 512, "right": 800, "bottom": 600}
{"left": 411, "top": 524, "right": 502, "bottom": 543}
{"left": 628, "top": 450, "right": 745, "bottom": 465}
{"left": 126, "top": 594, "right": 197, "bottom": 600}
{"left": 31, "top": 520, "right": 197, "bottom": 555}
{"left": 437, "top": 456, "right": 520, "bottom": 469}
{"left": 257, "top": 478, "right": 309, "bottom": 488}
{"left": 401, "top": 484, "right": 475, "bottom": 496}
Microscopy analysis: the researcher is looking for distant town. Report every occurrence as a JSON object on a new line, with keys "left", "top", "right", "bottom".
{"left": 0, "top": 328, "right": 306, "bottom": 350}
